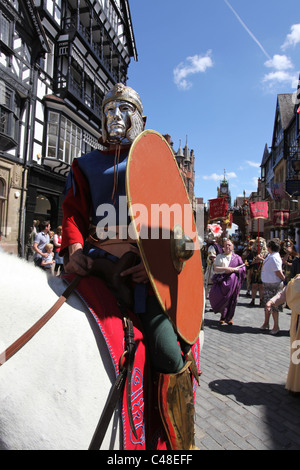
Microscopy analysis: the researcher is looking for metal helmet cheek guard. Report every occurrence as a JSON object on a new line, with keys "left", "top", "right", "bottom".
{"left": 101, "top": 83, "right": 145, "bottom": 144}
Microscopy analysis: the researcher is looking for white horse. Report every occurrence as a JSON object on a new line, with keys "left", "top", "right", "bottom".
{"left": 0, "top": 250, "right": 205, "bottom": 450}
{"left": 0, "top": 250, "right": 121, "bottom": 450}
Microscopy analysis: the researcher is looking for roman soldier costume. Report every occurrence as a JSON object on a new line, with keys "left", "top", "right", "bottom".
{"left": 61, "top": 84, "right": 202, "bottom": 450}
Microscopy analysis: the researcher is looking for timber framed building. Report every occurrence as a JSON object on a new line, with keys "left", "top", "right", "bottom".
{"left": 0, "top": 0, "right": 137, "bottom": 255}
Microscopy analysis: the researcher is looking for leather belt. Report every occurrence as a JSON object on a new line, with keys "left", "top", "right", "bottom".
{"left": 88, "top": 225, "right": 136, "bottom": 259}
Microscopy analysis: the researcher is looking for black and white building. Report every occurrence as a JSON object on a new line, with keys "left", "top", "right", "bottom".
{"left": 0, "top": 0, "right": 137, "bottom": 255}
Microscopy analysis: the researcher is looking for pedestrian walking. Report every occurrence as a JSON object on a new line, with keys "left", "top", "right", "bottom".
{"left": 209, "top": 239, "right": 246, "bottom": 325}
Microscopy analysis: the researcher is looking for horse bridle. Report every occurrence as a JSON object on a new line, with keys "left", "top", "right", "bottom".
{"left": 0, "top": 274, "right": 138, "bottom": 449}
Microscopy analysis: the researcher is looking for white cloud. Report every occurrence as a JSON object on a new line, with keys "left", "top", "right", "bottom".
{"left": 261, "top": 25, "right": 300, "bottom": 91}
{"left": 264, "top": 54, "right": 293, "bottom": 71}
{"left": 262, "top": 70, "right": 298, "bottom": 89}
{"left": 262, "top": 53, "right": 297, "bottom": 90}
{"left": 173, "top": 51, "right": 213, "bottom": 90}
{"left": 203, "top": 172, "right": 237, "bottom": 181}
{"left": 281, "top": 24, "right": 300, "bottom": 50}
{"left": 246, "top": 160, "right": 260, "bottom": 168}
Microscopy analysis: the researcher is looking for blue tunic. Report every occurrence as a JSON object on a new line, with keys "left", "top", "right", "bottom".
{"left": 65, "top": 149, "right": 130, "bottom": 227}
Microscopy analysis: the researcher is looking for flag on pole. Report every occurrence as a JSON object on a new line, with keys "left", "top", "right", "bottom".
{"left": 209, "top": 197, "right": 228, "bottom": 220}
{"left": 249, "top": 201, "right": 268, "bottom": 220}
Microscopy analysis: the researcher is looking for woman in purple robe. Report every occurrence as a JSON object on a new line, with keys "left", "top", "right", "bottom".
{"left": 209, "top": 240, "right": 246, "bottom": 325}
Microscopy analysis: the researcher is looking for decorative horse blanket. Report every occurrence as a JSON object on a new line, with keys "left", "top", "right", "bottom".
{"left": 62, "top": 274, "right": 200, "bottom": 450}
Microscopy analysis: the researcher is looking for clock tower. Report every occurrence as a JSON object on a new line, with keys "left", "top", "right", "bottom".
{"left": 218, "top": 170, "right": 231, "bottom": 205}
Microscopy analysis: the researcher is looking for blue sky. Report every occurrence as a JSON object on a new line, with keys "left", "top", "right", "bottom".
{"left": 127, "top": 0, "right": 300, "bottom": 205}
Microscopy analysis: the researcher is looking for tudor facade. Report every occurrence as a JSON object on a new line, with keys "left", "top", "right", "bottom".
{"left": 0, "top": 0, "right": 137, "bottom": 255}
{"left": 259, "top": 93, "right": 300, "bottom": 247}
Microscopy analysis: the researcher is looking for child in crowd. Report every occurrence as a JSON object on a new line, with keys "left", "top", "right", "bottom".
{"left": 41, "top": 243, "right": 55, "bottom": 274}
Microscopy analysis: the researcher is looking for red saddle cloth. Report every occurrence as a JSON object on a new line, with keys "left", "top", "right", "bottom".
{"left": 62, "top": 274, "right": 200, "bottom": 450}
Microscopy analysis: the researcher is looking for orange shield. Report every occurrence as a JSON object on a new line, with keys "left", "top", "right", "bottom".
{"left": 126, "top": 130, "right": 203, "bottom": 345}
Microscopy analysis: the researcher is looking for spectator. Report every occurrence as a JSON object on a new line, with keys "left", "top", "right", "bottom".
{"left": 258, "top": 238, "right": 285, "bottom": 335}
{"left": 53, "top": 226, "right": 64, "bottom": 275}
{"left": 32, "top": 220, "right": 51, "bottom": 267}
{"left": 41, "top": 243, "right": 55, "bottom": 274}
{"left": 26, "top": 220, "right": 39, "bottom": 261}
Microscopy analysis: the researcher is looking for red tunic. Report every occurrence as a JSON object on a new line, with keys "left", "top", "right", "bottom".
{"left": 60, "top": 159, "right": 92, "bottom": 256}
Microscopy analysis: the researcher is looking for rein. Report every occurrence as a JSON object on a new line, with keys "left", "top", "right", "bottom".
{"left": 0, "top": 275, "right": 81, "bottom": 366}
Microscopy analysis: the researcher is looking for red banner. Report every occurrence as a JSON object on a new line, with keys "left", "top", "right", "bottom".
{"left": 273, "top": 210, "right": 289, "bottom": 227}
{"left": 249, "top": 201, "right": 268, "bottom": 220}
{"left": 209, "top": 197, "right": 228, "bottom": 220}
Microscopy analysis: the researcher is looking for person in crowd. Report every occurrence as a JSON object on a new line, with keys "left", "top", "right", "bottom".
{"left": 53, "top": 226, "right": 64, "bottom": 275}
{"left": 204, "top": 223, "right": 223, "bottom": 305}
{"left": 26, "top": 220, "right": 39, "bottom": 260}
{"left": 48, "top": 230, "right": 54, "bottom": 246}
{"left": 258, "top": 238, "right": 285, "bottom": 335}
{"left": 291, "top": 252, "right": 300, "bottom": 278}
{"left": 209, "top": 239, "right": 246, "bottom": 325}
{"left": 247, "top": 237, "right": 268, "bottom": 307}
{"left": 242, "top": 239, "right": 255, "bottom": 297}
{"left": 265, "top": 274, "right": 300, "bottom": 394}
{"left": 32, "top": 220, "right": 51, "bottom": 267}
{"left": 59, "top": 83, "right": 199, "bottom": 450}
{"left": 40, "top": 243, "right": 55, "bottom": 274}
{"left": 280, "top": 239, "right": 297, "bottom": 285}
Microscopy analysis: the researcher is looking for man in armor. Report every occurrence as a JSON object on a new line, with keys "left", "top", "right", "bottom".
{"left": 247, "top": 237, "right": 268, "bottom": 307}
{"left": 60, "top": 83, "right": 198, "bottom": 450}
{"left": 280, "top": 239, "right": 297, "bottom": 285}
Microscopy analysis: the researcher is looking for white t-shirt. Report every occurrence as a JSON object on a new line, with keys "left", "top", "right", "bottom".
{"left": 261, "top": 252, "right": 282, "bottom": 283}
{"left": 213, "top": 253, "right": 232, "bottom": 274}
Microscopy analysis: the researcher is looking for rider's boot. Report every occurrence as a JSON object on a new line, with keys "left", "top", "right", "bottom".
{"left": 157, "top": 362, "right": 198, "bottom": 450}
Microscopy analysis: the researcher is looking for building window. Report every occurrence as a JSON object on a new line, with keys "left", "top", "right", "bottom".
{"left": 45, "top": 0, "right": 62, "bottom": 25}
{"left": 41, "top": 37, "right": 54, "bottom": 77}
{"left": 0, "top": 80, "right": 19, "bottom": 150}
{"left": 70, "top": 63, "right": 83, "bottom": 100}
{"left": 46, "top": 111, "right": 82, "bottom": 165}
{"left": 0, "top": 12, "right": 12, "bottom": 48}
{"left": 104, "top": 0, "right": 118, "bottom": 30}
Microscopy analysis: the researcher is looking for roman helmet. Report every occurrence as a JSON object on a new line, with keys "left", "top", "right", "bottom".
{"left": 101, "top": 83, "right": 145, "bottom": 144}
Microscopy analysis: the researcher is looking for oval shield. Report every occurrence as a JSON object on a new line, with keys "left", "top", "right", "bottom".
{"left": 126, "top": 130, "right": 203, "bottom": 345}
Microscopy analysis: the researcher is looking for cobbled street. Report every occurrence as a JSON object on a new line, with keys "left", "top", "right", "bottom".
{"left": 194, "top": 288, "right": 300, "bottom": 450}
